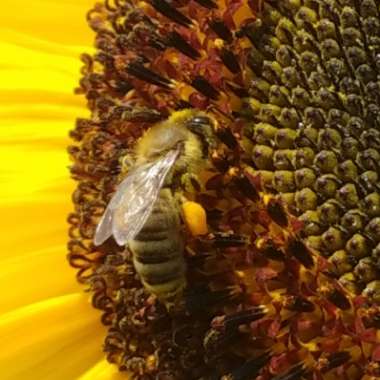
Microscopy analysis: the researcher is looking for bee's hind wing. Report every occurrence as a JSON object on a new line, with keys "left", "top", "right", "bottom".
{"left": 94, "top": 149, "right": 179, "bottom": 246}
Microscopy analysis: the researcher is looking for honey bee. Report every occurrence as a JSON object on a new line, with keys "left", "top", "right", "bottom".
{"left": 94, "top": 110, "right": 217, "bottom": 306}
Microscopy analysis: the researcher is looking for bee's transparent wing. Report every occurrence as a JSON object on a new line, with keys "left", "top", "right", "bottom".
{"left": 94, "top": 149, "right": 179, "bottom": 246}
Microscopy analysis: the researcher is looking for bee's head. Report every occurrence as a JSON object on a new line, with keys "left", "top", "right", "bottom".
{"left": 135, "top": 110, "right": 218, "bottom": 164}
{"left": 185, "top": 113, "right": 218, "bottom": 156}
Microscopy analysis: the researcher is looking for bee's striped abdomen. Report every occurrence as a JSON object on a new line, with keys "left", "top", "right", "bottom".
{"left": 128, "top": 188, "right": 186, "bottom": 300}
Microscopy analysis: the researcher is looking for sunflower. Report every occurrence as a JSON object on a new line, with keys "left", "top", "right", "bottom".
{"left": 3, "top": 0, "right": 380, "bottom": 379}
{"left": 68, "top": 0, "right": 380, "bottom": 379}
{"left": 0, "top": 0, "right": 125, "bottom": 378}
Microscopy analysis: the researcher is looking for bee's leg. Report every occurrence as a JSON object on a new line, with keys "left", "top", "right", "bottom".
{"left": 180, "top": 172, "right": 203, "bottom": 193}
{"left": 198, "top": 232, "right": 248, "bottom": 248}
{"left": 173, "top": 191, "right": 187, "bottom": 206}
{"left": 177, "top": 193, "right": 209, "bottom": 236}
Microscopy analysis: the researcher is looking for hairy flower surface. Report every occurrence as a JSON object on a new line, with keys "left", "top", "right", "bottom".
{"left": 69, "top": 0, "right": 380, "bottom": 379}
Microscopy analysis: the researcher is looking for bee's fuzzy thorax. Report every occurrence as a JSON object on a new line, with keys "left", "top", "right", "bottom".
{"left": 135, "top": 109, "right": 214, "bottom": 178}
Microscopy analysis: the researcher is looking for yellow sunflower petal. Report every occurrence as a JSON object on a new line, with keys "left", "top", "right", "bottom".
{"left": 0, "top": 0, "right": 111, "bottom": 377}
{"left": 78, "top": 360, "right": 128, "bottom": 380}
{"left": 0, "top": 246, "right": 81, "bottom": 314}
{"left": 0, "top": 0, "right": 95, "bottom": 45}
{"left": 0, "top": 195, "right": 73, "bottom": 259}
{"left": 0, "top": 293, "right": 105, "bottom": 380}
{"left": 0, "top": 11, "right": 90, "bottom": 254}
